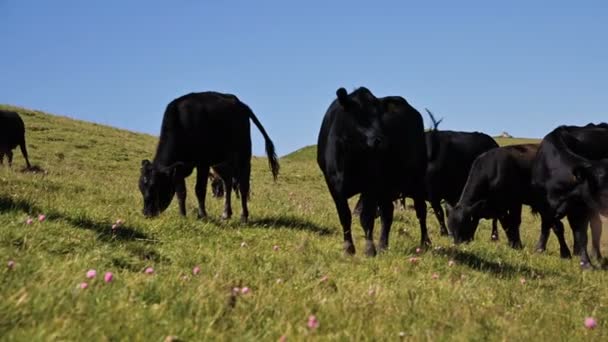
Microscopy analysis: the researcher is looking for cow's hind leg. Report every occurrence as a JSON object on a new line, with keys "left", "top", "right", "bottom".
{"left": 359, "top": 195, "right": 378, "bottom": 257}
{"left": 378, "top": 199, "right": 394, "bottom": 252}
{"left": 237, "top": 163, "right": 250, "bottom": 223}
{"left": 590, "top": 212, "right": 603, "bottom": 262}
{"left": 221, "top": 176, "right": 233, "bottom": 220}
{"left": 7, "top": 151, "right": 13, "bottom": 167}
{"left": 413, "top": 196, "right": 431, "bottom": 247}
{"left": 175, "top": 177, "right": 187, "bottom": 216}
{"left": 431, "top": 199, "right": 449, "bottom": 236}
{"left": 195, "top": 166, "right": 210, "bottom": 219}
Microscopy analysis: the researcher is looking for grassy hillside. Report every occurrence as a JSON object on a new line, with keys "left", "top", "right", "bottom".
{"left": 1, "top": 104, "right": 606, "bottom": 340}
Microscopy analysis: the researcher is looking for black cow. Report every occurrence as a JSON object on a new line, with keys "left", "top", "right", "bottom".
{"left": 448, "top": 144, "right": 543, "bottom": 249}
{"left": 139, "top": 92, "right": 279, "bottom": 223}
{"left": 424, "top": 110, "right": 500, "bottom": 238}
{"left": 0, "top": 109, "right": 32, "bottom": 169}
{"left": 351, "top": 110, "right": 500, "bottom": 241}
{"left": 531, "top": 124, "right": 608, "bottom": 268}
{"left": 317, "top": 87, "right": 428, "bottom": 256}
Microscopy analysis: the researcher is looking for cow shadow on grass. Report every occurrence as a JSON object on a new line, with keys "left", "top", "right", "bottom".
{"left": 247, "top": 215, "right": 333, "bottom": 236}
{"left": 0, "top": 195, "right": 150, "bottom": 242}
{"left": 441, "top": 247, "right": 556, "bottom": 278}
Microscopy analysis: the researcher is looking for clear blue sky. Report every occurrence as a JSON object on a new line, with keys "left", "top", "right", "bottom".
{"left": 1, "top": 1, "right": 607, "bottom": 156}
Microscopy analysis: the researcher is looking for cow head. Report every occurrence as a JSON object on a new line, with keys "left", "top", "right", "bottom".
{"left": 336, "top": 87, "right": 387, "bottom": 151}
{"left": 138, "top": 160, "right": 184, "bottom": 217}
{"left": 448, "top": 201, "right": 484, "bottom": 244}
{"left": 574, "top": 160, "right": 608, "bottom": 216}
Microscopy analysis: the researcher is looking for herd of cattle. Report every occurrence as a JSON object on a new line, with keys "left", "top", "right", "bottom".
{"left": 1, "top": 88, "right": 607, "bottom": 269}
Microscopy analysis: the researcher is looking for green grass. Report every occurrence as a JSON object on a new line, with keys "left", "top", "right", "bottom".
{"left": 1, "top": 104, "right": 606, "bottom": 341}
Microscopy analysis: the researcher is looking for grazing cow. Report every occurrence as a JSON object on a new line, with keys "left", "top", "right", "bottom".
{"left": 0, "top": 109, "right": 32, "bottom": 169}
{"left": 531, "top": 124, "right": 608, "bottom": 268}
{"left": 317, "top": 87, "right": 428, "bottom": 256}
{"left": 448, "top": 144, "right": 543, "bottom": 249}
{"left": 139, "top": 92, "right": 279, "bottom": 222}
{"left": 424, "top": 110, "right": 500, "bottom": 238}
{"left": 351, "top": 110, "right": 500, "bottom": 241}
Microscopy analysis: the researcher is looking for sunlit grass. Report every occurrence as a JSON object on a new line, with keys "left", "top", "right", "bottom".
{"left": 0, "top": 104, "right": 606, "bottom": 340}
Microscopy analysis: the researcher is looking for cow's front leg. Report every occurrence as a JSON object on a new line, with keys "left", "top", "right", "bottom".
{"left": 175, "top": 178, "right": 187, "bottom": 216}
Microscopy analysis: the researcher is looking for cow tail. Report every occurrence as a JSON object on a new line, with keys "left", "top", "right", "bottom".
{"left": 19, "top": 137, "right": 31, "bottom": 169}
{"left": 425, "top": 108, "right": 443, "bottom": 161}
{"left": 247, "top": 109, "right": 280, "bottom": 181}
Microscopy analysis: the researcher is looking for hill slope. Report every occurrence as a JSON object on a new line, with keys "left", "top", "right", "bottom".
{"left": 0, "top": 105, "right": 606, "bottom": 340}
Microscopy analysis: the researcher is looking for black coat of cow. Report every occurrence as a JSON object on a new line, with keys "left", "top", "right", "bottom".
{"left": 531, "top": 124, "right": 608, "bottom": 268}
{"left": 424, "top": 110, "right": 500, "bottom": 238}
{"left": 139, "top": 92, "right": 279, "bottom": 222}
{"left": 317, "top": 87, "right": 428, "bottom": 256}
{"left": 0, "top": 109, "right": 32, "bottom": 169}
{"left": 448, "top": 144, "right": 542, "bottom": 249}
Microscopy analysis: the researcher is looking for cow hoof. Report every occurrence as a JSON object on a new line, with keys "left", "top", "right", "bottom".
{"left": 365, "top": 241, "right": 377, "bottom": 257}
{"left": 221, "top": 214, "right": 231, "bottom": 220}
{"left": 378, "top": 241, "right": 388, "bottom": 252}
{"left": 560, "top": 249, "right": 572, "bottom": 259}
{"left": 580, "top": 262, "right": 593, "bottom": 270}
{"left": 510, "top": 241, "right": 523, "bottom": 250}
{"left": 422, "top": 239, "right": 432, "bottom": 247}
{"left": 491, "top": 234, "right": 499, "bottom": 241}
{"left": 343, "top": 242, "right": 356, "bottom": 255}
{"left": 440, "top": 230, "right": 449, "bottom": 237}
{"left": 240, "top": 216, "right": 248, "bottom": 224}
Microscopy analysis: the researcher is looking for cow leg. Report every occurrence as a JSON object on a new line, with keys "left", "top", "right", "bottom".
{"left": 501, "top": 206, "right": 523, "bottom": 249}
{"left": 535, "top": 213, "right": 552, "bottom": 253}
{"left": 590, "top": 212, "right": 602, "bottom": 261}
{"left": 7, "top": 150, "right": 13, "bottom": 167}
{"left": 378, "top": 199, "right": 394, "bottom": 252}
{"left": 568, "top": 212, "right": 592, "bottom": 269}
{"left": 413, "top": 196, "right": 431, "bottom": 247}
{"left": 431, "top": 199, "right": 449, "bottom": 236}
{"left": 359, "top": 195, "right": 377, "bottom": 257}
{"left": 195, "top": 166, "right": 210, "bottom": 219}
{"left": 221, "top": 176, "right": 233, "bottom": 220}
{"left": 237, "top": 163, "right": 250, "bottom": 223}
{"left": 552, "top": 219, "right": 571, "bottom": 259}
{"left": 491, "top": 218, "right": 499, "bottom": 241}
{"left": 328, "top": 188, "right": 355, "bottom": 255}
{"left": 175, "top": 177, "right": 187, "bottom": 216}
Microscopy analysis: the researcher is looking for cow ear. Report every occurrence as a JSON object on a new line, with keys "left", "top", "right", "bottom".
{"left": 162, "top": 162, "right": 187, "bottom": 179}
{"left": 336, "top": 87, "right": 350, "bottom": 108}
{"left": 141, "top": 159, "right": 151, "bottom": 170}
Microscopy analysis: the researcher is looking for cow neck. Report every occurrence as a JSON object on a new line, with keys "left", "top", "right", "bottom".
{"left": 152, "top": 135, "right": 181, "bottom": 168}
